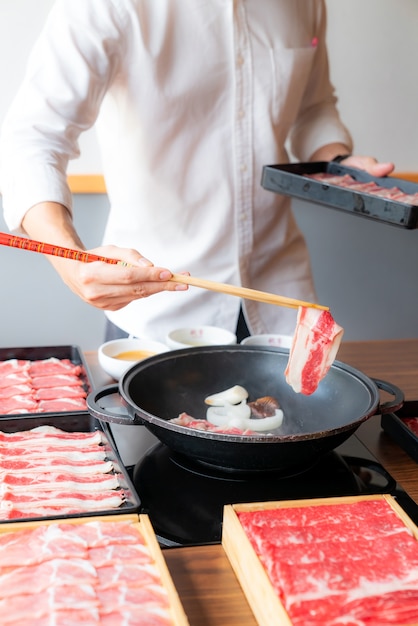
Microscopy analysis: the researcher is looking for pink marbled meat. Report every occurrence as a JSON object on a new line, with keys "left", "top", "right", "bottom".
{"left": 238, "top": 499, "right": 418, "bottom": 626}
{"left": 285, "top": 306, "right": 344, "bottom": 395}
{"left": 1, "top": 471, "right": 119, "bottom": 492}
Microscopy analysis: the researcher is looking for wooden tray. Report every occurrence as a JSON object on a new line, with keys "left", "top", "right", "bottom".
{"left": 222, "top": 495, "right": 418, "bottom": 626}
{"left": 0, "top": 513, "right": 190, "bottom": 625}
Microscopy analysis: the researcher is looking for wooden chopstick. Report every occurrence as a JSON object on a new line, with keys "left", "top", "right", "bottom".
{"left": 0, "top": 232, "right": 328, "bottom": 311}
{"left": 170, "top": 273, "right": 329, "bottom": 311}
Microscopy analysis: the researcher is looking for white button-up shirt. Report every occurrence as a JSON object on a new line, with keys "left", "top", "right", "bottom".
{"left": 0, "top": 0, "right": 352, "bottom": 341}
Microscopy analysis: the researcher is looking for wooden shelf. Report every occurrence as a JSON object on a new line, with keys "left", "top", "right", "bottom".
{"left": 67, "top": 173, "right": 418, "bottom": 194}
{"left": 67, "top": 174, "right": 106, "bottom": 194}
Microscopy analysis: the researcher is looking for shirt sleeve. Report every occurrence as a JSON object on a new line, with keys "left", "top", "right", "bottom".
{"left": 288, "top": 2, "right": 353, "bottom": 162}
{"left": 0, "top": 0, "right": 126, "bottom": 232}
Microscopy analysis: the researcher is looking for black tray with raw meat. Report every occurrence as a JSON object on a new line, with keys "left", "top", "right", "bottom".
{"left": 0, "top": 344, "right": 93, "bottom": 417}
{"left": 381, "top": 401, "right": 418, "bottom": 462}
{"left": 261, "top": 162, "right": 418, "bottom": 229}
{"left": 0, "top": 411, "right": 140, "bottom": 522}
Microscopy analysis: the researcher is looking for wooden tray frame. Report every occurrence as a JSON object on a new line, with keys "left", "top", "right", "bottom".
{"left": 222, "top": 494, "right": 418, "bottom": 626}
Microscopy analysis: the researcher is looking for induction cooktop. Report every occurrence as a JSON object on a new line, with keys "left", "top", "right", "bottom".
{"left": 131, "top": 433, "right": 418, "bottom": 547}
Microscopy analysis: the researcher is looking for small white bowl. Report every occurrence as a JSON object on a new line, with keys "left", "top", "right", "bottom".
{"left": 166, "top": 325, "right": 237, "bottom": 350}
{"left": 98, "top": 337, "right": 169, "bottom": 380}
{"left": 240, "top": 333, "right": 293, "bottom": 349}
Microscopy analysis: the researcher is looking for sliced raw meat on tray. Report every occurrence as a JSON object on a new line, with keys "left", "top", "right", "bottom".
{"left": 88, "top": 542, "right": 153, "bottom": 568}
{"left": 403, "top": 417, "right": 418, "bottom": 436}
{"left": 62, "top": 519, "right": 147, "bottom": 548}
{"left": 0, "top": 445, "right": 107, "bottom": 461}
{"left": 37, "top": 397, "right": 88, "bottom": 412}
{"left": 262, "top": 163, "right": 418, "bottom": 229}
{"left": 307, "top": 171, "right": 418, "bottom": 206}
{"left": 0, "top": 584, "right": 99, "bottom": 623}
{"left": 96, "top": 562, "right": 161, "bottom": 589}
{"left": 35, "top": 385, "right": 87, "bottom": 400}
{"left": 0, "top": 457, "right": 114, "bottom": 474}
{"left": 0, "top": 383, "right": 34, "bottom": 399}
{"left": 0, "top": 425, "right": 104, "bottom": 446}
{"left": 0, "top": 558, "right": 98, "bottom": 597}
{"left": 97, "top": 584, "right": 169, "bottom": 610}
{"left": 0, "top": 426, "right": 126, "bottom": 518}
{"left": 0, "top": 507, "right": 91, "bottom": 520}
{"left": 99, "top": 607, "right": 173, "bottom": 626}
{"left": 0, "top": 355, "right": 89, "bottom": 414}
{"left": 225, "top": 496, "right": 418, "bottom": 626}
{"left": 0, "top": 523, "right": 88, "bottom": 567}
{"left": 0, "top": 518, "right": 186, "bottom": 626}
{"left": 0, "top": 372, "right": 31, "bottom": 389}
{"left": 1, "top": 472, "right": 120, "bottom": 492}
{"left": 0, "top": 489, "right": 125, "bottom": 512}
{"left": 0, "top": 359, "right": 30, "bottom": 374}
{"left": 31, "top": 373, "right": 85, "bottom": 388}
{"left": 29, "top": 357, "right": 83, "bottom": 377}
{"left": 9, "top": 609, "right": 100, "bottom": 626}
{"left": 0, "top": 395, "right": 38, "bottom": 413}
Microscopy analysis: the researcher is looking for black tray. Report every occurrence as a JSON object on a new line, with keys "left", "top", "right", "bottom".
{"left": 261, "top": 162, "right": 418, "bottom": 229}
{"left": 0, "top": 344, "right": 92, "bottom": 417}
{"left": 381, "top": 401, "right": 418, "bottom": 462}
{"left": 0, "top": 411, "right": 140, "bottom": 522}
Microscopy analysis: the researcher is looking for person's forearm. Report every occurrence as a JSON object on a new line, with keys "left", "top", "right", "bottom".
{"left": 21, "top": 201, "right": 86, "bottom": 251}
{"left": 309, "top": 143, "right": 352, "bottom": 163}
{"left": 21, "top": 201, "right": 88, "bottom": 278}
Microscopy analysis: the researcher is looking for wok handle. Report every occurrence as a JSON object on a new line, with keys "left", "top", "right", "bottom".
{"left": 86, "top": 384, "right": 146, "bottom": 425}
{"left": 373, "top": 378, "right": 404, "bottom": 414}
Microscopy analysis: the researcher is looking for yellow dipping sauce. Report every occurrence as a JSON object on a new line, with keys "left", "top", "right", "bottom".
{"left": 114, "top": 350, "right": 156, "bottom": 361}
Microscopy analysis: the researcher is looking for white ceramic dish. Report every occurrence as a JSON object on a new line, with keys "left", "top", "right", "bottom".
{"left": 166, "top": 325, "right": 237, "bottom": 350}
{"left": 98, "top": 337, "right": 169, "bottom": 381}
{"left": 240, "top": 333, "right": 293, "bottom": 349}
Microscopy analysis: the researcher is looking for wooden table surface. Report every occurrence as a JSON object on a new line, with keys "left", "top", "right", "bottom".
{"left": 86, "top": 339, "right": 418, "bottom": 626}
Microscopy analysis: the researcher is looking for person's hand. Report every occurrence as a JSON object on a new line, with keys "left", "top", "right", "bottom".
{"left": 19, "top": 201, "right": 189, "bottom": 310}
{"left": 339, "top": 155, "right": 395, "bottom": 178}
{"left": 50, "top": 244, "right": 188, "bottom": 311}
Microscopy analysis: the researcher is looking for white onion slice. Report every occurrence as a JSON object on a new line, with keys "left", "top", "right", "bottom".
{"left": 206, "top": 403, "right": 284, "bottom": 432}
{"left": 206, "top": 401, "right": 251, "bottom": 424}
{"left": 204, "top": 385, "right": 248, "bottom": 406}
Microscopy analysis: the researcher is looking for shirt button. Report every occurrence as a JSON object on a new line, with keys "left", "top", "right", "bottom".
{"left": 237, "top": 109, "right": 245, "bottom": 119}
{"left": 240, "top": 163, "right": 247, "bottom": 172}
{"left": 237, "top": 54, "right": 244, "bottom": 66}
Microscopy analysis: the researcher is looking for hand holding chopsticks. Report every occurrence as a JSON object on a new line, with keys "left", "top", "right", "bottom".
{"left": 0, "top": 231, "right": 328, "bottom": 311}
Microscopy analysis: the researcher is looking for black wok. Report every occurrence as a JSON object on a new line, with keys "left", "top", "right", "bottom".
{"left": 87, "top": 345, "right": 403, "bottom": 471}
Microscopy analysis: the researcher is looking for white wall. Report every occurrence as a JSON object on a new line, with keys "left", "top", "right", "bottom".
{"left": 325, "top": 0, "right": 418, "bottom": 171}
{"left": 0, "top": 1, "right": 417, "bottom": 348}
{"left": 295, "top": 0, "right": 418, "bottom": 340}
{"left": 0, "top": 0, "right": 101, "bottom": 174}
{"left": 1, "top": 1, "right": 417, "bottom": 174}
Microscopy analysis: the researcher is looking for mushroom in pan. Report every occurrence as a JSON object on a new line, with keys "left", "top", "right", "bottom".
{"left": 248, "top": 396, "right": 281, "bottom": 419}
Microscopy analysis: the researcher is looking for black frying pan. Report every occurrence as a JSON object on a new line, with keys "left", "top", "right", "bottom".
{"left": 87, "top": 346, "right": 403, "bottom": 471}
